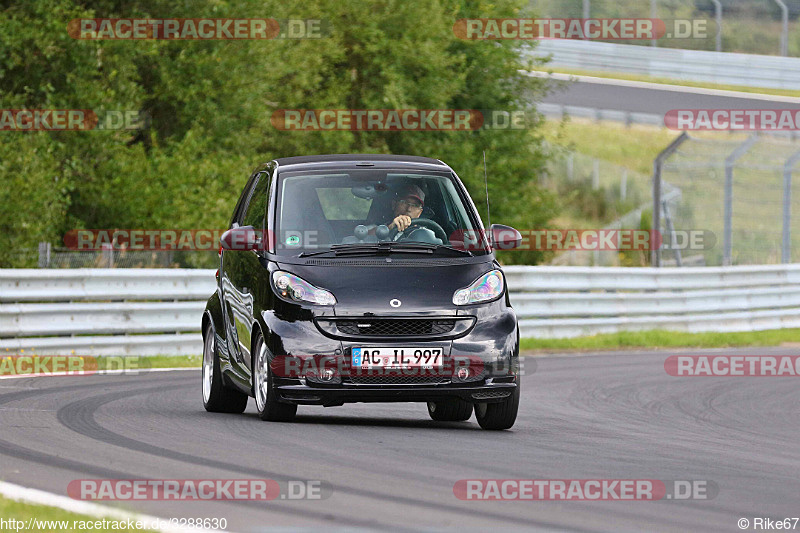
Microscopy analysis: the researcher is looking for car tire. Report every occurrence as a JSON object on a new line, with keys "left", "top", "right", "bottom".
{"left": 427, "top": 399, "right": 473, "bottom": 421}
{"left": 474, "top": 382, "right": 520, "bottom": 430}
{"left": 252, "top": 332, "right": 297, "bottom": 422}
{"left": 202, "top": 322, "right": 249, "bottom": 414}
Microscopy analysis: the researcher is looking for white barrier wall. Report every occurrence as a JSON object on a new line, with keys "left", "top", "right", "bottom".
{"left": 2, "top": 265, "right": 800, "bottom": 354}
{"left": 504, "top": 265, "right": 800, "bottom": 338}
{"left": 0, "top": 270, "right": 215, "bottom": 356}
{"left": 531, "top": 40, "right": 800, "bottom": 90}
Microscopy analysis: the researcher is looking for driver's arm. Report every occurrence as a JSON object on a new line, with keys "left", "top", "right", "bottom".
{"left": 389, "top": 215, "right": 413, "bottom": 232}
{"left": 364, "top": 215, "right": 413, "bottom": 235}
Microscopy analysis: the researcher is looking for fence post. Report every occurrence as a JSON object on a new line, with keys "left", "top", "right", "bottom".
{"left": 583, "top": 0, "right": 590, "bottom": 19}
{"left": 710, "top": 0, "right": 723, "bottom": 52}
{"left": 773, "top": 0, "right": 789, "bottom": 56}
{"left": 621, "top": 169, "right": 628, "bottom": 201}
{"left": 783, "top": 150, "right": 800, "bottom": 263}
{"left": 723, "top": 135, "right": 758, "bottom": 266}
{"left": 652, "top": 132, "right": 689, "bottom": 267}
{"left": 102, "top": 243, "right": 114, "bottom": 268}
{"left": 567, "top": 153, "right": 574, "bottom": 181}
{"left": 38, "top": 242, "right": 51, "bottom": 268}
{"left": 650, "top": 0, "right": 657, "bottom": 47}
{"left": 662, "top": 200, "right": 681, "bottom": 267}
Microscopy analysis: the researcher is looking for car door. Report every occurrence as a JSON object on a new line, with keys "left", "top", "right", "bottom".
{"left": 222, "top": 167, "right": 271, "bottom": 372}
{"left": 220, "top": 171, "right": 260, "bottom": 370}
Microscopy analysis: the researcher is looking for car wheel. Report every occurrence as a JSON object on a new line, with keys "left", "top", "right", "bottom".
{"left": 427, "top": 399, "right": 473, "bottom": 421}
{"left": 202, "top": 322, "right": 248, "bottom": 413}
{"left": 252, "top": 332, "right": 297, "bottom": 422}
{"left": 474, "top": 383, "right": 520, "bottom": 430}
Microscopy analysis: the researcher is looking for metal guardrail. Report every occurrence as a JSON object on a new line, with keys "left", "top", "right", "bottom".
{"left": 539, "top": 103, "right": 800, "bottom": 140}
{"left": 1, "top": 266, "right": 800, "bottom": 353}
{"left": 505, "top": 264, "right": 800, "bottom": 338}
{"left": 532, "top": 40, "right": 800, "bottom": 90}
{"left": 0, "top": 270, "right": 216, "bottom": 356}
{"left": 539, "top": 102, "right": 664, "bottom": 127}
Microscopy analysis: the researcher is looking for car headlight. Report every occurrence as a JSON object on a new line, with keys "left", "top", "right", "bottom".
{"left": 453, "top": 270, "right": 504, "bottom": 306}
{"left": 272, "top": 271, "right": 336, "bottom": 306}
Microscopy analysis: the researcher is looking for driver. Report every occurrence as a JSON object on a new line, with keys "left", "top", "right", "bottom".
{"left": 365, "top": 183, "right": 426, "bottom": 237}
{"left": 388, "top": 183, "right": 425, "bottom": 233}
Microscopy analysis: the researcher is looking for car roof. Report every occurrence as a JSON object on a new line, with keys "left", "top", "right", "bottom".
{"left": 271, "top": 154, "right": 450, "bottom": 172}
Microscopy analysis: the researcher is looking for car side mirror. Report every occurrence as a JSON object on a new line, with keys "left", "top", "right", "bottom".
{"left": 489, "top": 224, "right": 522, "bottom": 250}
{"left": 220, "top": 225, "right": 261, "bottom": 251}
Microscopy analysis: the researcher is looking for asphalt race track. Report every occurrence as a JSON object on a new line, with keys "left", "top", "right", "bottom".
{"left": 1, "top": 347, "right": 798, "bottom": 532}
{"left": 540, "top": 75, "right": 800, "bottom": 115}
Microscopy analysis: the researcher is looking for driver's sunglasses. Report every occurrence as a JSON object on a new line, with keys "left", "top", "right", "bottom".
{"left": 398, "top": 198, "right": 423, "bottom": 209}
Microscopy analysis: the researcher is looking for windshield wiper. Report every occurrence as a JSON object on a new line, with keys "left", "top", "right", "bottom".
{"left": 297, "top": 249, "right": 337, "bottom": 258}
{"left": 393, "top": 243, "right": 474, "bottom": 256}
{"left": 298, "top": 243, "right": 430, "bottom": 257}
{"left": 299, "top": 242, "right": 473, "bottom": 258}
{"left": 333, "top": 242, "right": 473, "bottom": 257}
{"left": 330, "top": 242, "right": 434, "bottom": 256}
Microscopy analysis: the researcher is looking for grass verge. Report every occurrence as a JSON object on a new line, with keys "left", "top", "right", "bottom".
{"left": 539, "top": 67, "right": 800, "bottom": 99}
{"left": 520, "top": 328, "right": 800, "bottom": 352}
{"left": 0, "top": 495, "right": 115, "bottom": 532}
{"left": 542, "top": 119, "right": 679, "bottom": 175}
{"left": 114, "top": 355, "right": 201, "bottom": 369}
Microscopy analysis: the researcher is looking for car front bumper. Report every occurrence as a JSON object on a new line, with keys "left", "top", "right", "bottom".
{"left": 274, "top": 377, "right": 517, "bottom": 406}
{"left": 261, "top": 298, "right": 520, "bottom": 406}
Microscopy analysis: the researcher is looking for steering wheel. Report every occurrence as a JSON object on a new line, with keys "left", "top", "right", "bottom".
{"left": 395, "top": 218, "right": 449, "bottom": 243}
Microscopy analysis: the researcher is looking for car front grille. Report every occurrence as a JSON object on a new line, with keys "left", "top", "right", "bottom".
{"left": 346, "top": 375, "right": 449, "bottom": 385}
{"left": 336, "top": 319, "right": 456, "bottom": 337}
{"left": 471, "top": 390, "right": 511, "bottom": 400}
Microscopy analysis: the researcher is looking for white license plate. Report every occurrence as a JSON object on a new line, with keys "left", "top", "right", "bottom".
{"left": 351, "top": 347, "right": 443, "bottom": 368}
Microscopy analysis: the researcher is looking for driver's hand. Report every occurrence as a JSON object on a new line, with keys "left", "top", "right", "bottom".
{"left": 389, "top": 215, "right": 412, "bottom": 232}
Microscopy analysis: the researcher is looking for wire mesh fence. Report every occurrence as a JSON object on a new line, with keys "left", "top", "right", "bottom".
{"left": 543, "top": 146, "right": 654, "bottom": 266}
{"left": 658, "top": 132, "right": 800, "bottom": 266}
{"left": 544, "top": 148, "right": 650, "bottom": 204}
{"left": 32, "top": 244, "right": 218, "bottom": 269}
{"left": 13, "top": 133, "right": 800, "bottom": 269}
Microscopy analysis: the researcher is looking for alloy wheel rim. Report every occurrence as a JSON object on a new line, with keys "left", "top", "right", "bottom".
{"left": 255, "top": 342, "right": 269, "bottom": 411}
{"left": 202, "top": 330, "right": 214, "bottom": 403}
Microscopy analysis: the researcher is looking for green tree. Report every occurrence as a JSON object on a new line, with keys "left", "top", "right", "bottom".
{"left": 0, "top": 0, "right": 557, "bottom": 267}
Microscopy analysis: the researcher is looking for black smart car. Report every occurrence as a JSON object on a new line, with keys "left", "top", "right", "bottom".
{"left": 202, "top": 154, "right": 522, "bottom": 429}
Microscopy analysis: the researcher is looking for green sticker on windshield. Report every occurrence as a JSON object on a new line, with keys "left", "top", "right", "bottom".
{"left": 286, "top": 235, "right": 300, "bottom": 245}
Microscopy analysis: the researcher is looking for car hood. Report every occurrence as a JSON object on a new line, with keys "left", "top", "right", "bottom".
{"left": 275, "top": 259, "right": 496, "bottom": 315}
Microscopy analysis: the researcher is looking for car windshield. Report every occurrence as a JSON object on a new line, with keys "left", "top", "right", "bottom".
{"left": 274, "top": 169, "right": 486, "bottom": 256}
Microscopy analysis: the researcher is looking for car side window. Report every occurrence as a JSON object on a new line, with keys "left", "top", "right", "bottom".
{"left": 242, "top": 173, "right": 270, "bottom": 230}
{"left": 230, "top": 173, "right": 258, "bottom": 228}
